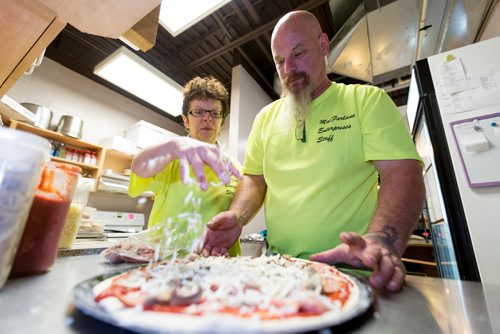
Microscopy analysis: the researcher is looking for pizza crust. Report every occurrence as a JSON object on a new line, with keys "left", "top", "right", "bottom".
{"left": 91, "top": 255, "right": 371, "bottom": 333}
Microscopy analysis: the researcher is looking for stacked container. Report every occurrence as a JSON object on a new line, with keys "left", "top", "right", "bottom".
{"left": 10, "top": 162, "right": 81, "bottom": 276}
{"left": 58, "top": 177, "right": 94, "bottom": 249}
{"left": 0, "top": 127, "right": 51, "bottom": 288}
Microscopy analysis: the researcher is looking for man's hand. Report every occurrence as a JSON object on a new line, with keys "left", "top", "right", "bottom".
{"left": 201, "top": 211, "right": 242, "bottom": 257}
{"left": 310, "top": 232, "right": 406, "bottom": 292}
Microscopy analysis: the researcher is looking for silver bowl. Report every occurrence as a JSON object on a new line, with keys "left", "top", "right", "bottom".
{"left": 21, "top": 103, "right": 53, "bottom": 129}
{"left": 56, "top": 115, "right": 83, "bottom": 139}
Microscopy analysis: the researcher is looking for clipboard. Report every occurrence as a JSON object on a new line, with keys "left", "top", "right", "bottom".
{"left": 450, "top": 112, "right": 500, "bottom": 188}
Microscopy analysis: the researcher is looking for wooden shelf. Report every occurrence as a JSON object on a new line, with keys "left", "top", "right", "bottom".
{"left": 51, "top": 156, "right": 99, "bottom": 171}
{"left": 9, "top": 120, "right": 101, "bottom": 149}
{"left": 7, "top": 120, "right": 137, "bottom": 195}
{"left": 402, "top": 242, "right": 438, "bottom": 277}
{"left": 402, "top": 258, "right": 437, "bottom": 267}
{"left": 101, "top": 149, "right": 134, "bottom": 174}
{"left": 104, "top": 149, "right": 134, "bottom": 161}
{"left": 7, "top": 119, "right": 104, "bottom": 191}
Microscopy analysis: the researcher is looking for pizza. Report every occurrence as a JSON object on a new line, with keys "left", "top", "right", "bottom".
{"left": 100, "top": 240, "right": 156, "bottom": 264}
{"left": 89, "top": 254, "right": 371, "bottom": 333}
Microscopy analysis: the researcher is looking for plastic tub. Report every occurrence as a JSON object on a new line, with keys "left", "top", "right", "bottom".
{"left": 10, "top": 162, "right": 81, "bottom": 276}
{"left": 58, "top": 177, "right": 94, "bottom": 249}
{"left": 0, "top": 127, "right": 51, "bottom": 288}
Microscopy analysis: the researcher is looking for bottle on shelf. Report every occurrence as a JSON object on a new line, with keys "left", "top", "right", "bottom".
{"left": 80, "top": 150, "right": 87, "bottom": 164}
{"left": 65, "top": 148, "right": 74, "bottom": 162}
{"left": 74, "top": 149, "right": 80, "bottom": 163}
{"left": 50, "top": 140, "right": 57, "bottom": 157}
{"left": 83, "top": 150, "right": 91, "bottom": 165}
{"left": 90, "top": 151, "right": 97, "bottom": 166}
{"left": 58, "top": 143, "right": 66, "bottom": 159}
{"left": 74, "top": 149, "right": 81, "bottom": 163}
{"left": 75, "top": 149, "right": 83, "bottom": 163}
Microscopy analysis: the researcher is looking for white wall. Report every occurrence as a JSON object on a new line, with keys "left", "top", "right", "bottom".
{"left": 6, "top": 58, "right": 183, "bottom": 217}
{"left": 7, "top": 58, "right": 184, "bottom": 144}
{"left": 227, "top": 65, "right": 273, "bottom": 162}
{"left": 225, "top": 65, "right": 273, "bottom": 236}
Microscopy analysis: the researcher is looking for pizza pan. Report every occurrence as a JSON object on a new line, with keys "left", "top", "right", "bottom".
{"left": 72, "top": 266, "right": 373, "bottom": 333}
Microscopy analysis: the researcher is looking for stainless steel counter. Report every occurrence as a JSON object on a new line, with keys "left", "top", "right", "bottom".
{"left": 58, "top": 238, "right": 267, "bottom": 257}
{"left": 0, "top": 254, "right": 497, "bottom": 334}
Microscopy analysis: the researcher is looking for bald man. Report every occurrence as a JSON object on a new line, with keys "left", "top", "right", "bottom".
{"left": 203, "top": 10, "right": 425, "bottom": 292}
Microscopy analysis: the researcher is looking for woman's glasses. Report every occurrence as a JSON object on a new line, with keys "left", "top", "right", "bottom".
{"left": 188, "top": 109, "right": 224, "bottom": 118}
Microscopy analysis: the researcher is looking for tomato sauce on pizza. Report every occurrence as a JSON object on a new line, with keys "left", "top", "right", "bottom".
{"left": 94, "top": 255, "right": 361, "bottom": 323}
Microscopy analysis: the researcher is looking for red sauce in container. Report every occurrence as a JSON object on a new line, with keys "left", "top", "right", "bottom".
{"left": 10, "top": 162, "right": 81, "bottom": 276}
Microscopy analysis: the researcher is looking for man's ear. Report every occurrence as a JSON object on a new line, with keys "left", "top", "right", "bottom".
{"left": 320, "top": 33, "right": 329, "bottom": 55}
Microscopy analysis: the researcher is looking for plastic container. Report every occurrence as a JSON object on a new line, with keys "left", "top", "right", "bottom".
{"left": 125, "top": 120, "right": 175, "bottom": 150}
{"left": 10, "top": 162, "right": 81, "bottom": 276}
{"left": 58, "top": 177, "right": 94, "bottom": 249}
{"left": 0, "top": 127, "right": 51, "bottom": 289}
{"left": 99, "top": 135, "right": 134, "bottom": 155}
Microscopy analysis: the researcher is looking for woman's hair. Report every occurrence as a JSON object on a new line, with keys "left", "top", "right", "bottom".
{"left": 181, "top": 76, "right": 229, "bottom": 123}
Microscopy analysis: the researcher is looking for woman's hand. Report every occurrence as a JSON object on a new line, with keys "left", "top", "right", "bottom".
{"left": 132, "top": 137, "right": 241, "bottom": 191}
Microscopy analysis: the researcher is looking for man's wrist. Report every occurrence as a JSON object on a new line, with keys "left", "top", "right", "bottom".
{"left": 236, "top": 211, "right": 247, "bottom": 227}
{"left": 364, "top": 226, "right": 401, "bottom": 255}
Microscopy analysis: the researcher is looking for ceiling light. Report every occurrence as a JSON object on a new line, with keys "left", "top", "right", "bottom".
{"left": 94, "top": 46, "right": 183, "bottom": 117}
{"left": 159, "top": 0, "right": 231, "bottom": 37}
{"left": 118, "top": 36, "right": 140, "bottom": 51}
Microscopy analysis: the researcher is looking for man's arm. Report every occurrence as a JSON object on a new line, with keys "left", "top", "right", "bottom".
{"left": 202, "top": 174, "right": 267, "bottom": 256}
{"left": 227, "top": 174, "right": 267, "bottom": 227}
{"left": 367, "top": 159, "right": 426, "bottom": 255}
{"left": 311, "top": 159, "right": 425, "bottom": 291}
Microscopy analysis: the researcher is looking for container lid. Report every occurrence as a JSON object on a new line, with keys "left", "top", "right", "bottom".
{"left": 77, "top": 177, "right": 95, "bottom": 191}
{"left": 127, "top": 120, "right": 168, "bottom": 133}
{"left": 46, "top": 161, "right": 82, "bottom": 175}
{"left": 0, "top": 127, "right": 51, "bottom": 160}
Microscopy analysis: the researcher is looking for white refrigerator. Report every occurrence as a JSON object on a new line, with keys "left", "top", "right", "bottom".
{"left": 408, "top": 36, "right": 500, "bottom": 286}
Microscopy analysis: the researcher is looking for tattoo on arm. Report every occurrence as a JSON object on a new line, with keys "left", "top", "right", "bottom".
{"left": 365, "top": 226, "right": 399, "bottom": 252}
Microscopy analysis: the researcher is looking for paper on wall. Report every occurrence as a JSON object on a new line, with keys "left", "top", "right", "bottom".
{"left": 439, "top": 56, "right": 467, "bottom": 94}
{"left": 467, "top": 67, "right": 500, "bottom": 111}
{"left": 436, "top": 56, "right": 473, "bottom": 114}
{"left": 436, "top": 55, "right": 500, "bottom": 115}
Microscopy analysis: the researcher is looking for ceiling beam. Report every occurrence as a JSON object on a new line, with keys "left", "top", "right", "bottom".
{"left": 231, "top": 0, "right": 274, "bottom": 64}
{"left": 230, "top": 1, "right": 253, "bottom": 29}
{"left": 240, "top": 0, "right": 271, "bottom": 44}
{"left": 161, "top": 25, "right": 220, "bottom": 61}
{"left": 174, "top": 0, "right": 330, "bottom": 74}
{"left": 212, "top": 11, "right": 273, "bottom": 94}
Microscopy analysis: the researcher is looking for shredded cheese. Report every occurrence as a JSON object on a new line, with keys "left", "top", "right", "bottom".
{"left": 131, "top": 255, "right": 347, "bottom": 317}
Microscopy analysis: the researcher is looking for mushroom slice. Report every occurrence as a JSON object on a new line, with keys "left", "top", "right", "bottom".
{"left": 170, "top": 283, "right": 202, "bottom": 306}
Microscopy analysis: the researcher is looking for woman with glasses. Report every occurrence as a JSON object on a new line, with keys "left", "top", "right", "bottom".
{"left": 128, "top": 76, "right": 242, "bottom": 257}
